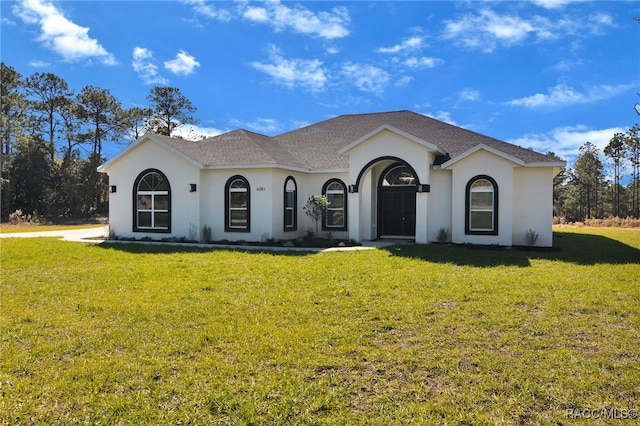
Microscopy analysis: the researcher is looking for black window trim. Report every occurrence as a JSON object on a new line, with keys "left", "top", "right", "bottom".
{"left": 132, "top": 168, "right": 171, "bottom": 233}
{"left": 225, "top": 175, "right": 251, "bottom": 233}
{"left": 465, "top": 174, "right": 498, "bottom": 236}
{"left": 321, "top": 178, "right": 347, "bottom": 232}
{"left": 283, "top": 176, "right": 297, "bottom": 231}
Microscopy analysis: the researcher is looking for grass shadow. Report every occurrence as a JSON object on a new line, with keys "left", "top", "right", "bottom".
{"left": 95, "top": 241, "right": 314, "bottom": 257}
{"left": 95, "top": 231, "right": 639, "bottom": 266}
{"left": 383, "top": 232, "right": 640, "bottom": 267}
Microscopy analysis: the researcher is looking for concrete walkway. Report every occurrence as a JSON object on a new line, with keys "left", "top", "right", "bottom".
{"left": 0, "top": 226, "right": 109, "bottom": 242}
{"left": 0, "top": 226, "right": 410, "bottom": 252}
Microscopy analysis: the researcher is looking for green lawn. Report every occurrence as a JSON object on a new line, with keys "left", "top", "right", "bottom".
{"left": 0, "top": 223, "right": 105, "bottom": 233}
{"left": 1, "top": 228, "right": 638, "bottom": 424}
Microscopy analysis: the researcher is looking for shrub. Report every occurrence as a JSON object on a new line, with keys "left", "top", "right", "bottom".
{"left": 524, "top": 229, "right": 539, "bottom": 247}
{"left": 202, "top": 225, "right": 212, "bottom": 242}
{"left": 8, "top": 209, "right": 41, "bottom": 224}
{"left": 303, "top": 195, "right": 329, "bottom": 238}
{"left": 188, "top": 223, "right": 198, "bottom": 241}
{"left": 436, "top": 227, "right": 450, "bottom": 243}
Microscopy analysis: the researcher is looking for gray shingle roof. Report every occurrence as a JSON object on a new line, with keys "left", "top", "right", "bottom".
{"left": 154, "top": 129, "right": 307, "bottom": 169}
{"left": 155, "top": 110, "right": 559, "bottom": 170}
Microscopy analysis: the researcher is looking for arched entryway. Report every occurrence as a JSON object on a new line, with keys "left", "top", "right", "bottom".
{"left": 378, "top": 164, "right": 417, "bottom": 238}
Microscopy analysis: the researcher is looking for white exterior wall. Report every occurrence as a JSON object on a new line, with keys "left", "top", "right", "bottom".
{"left": 449, "top": 150, "right": 515, "bottom": 246}
{"left": 343, "top": 129, "right": 436, "bottom": 243}
{"left": 200, "top": 168, "right": 274, "bottom": 242}
{"left": 269, "top": 170, "right": 307, "bottom": 242}
{"left": 105, "top": 140, "right": 200, "bottom": 240}
{"left": 199, "top": 169, "right": 350, "bottom": 242}
{"left": 512, "top": 167, "right": 554, "bottom": 247}
{"left": 427, "top": 169, "right": 453, "bottom": 242}
{"left": 301, "top": 172, "right": 350, "bottom": 240}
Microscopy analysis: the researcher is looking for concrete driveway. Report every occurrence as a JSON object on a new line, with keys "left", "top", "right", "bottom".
{"left": 0, "top": 226, "right": 109, "bottom": 242}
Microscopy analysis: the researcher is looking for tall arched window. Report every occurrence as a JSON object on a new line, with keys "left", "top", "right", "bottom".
{"left": 133, "top": 169, "right": 171, "bottom": 233}
{"left": 465, "top": 175, "right": 498, "bottom": 235}
{"left": 284, "top": 176, "right": 297, "bottom": 231}
{"left": 322, "top": 179, "right": 347, "bottom": 231}
{"left": 225, "top": 175, "right": 250, "bottom": 232}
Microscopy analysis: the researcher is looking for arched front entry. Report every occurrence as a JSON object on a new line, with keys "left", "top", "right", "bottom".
{"left": 378, "top": 163, "right": 417, "bottom": 238}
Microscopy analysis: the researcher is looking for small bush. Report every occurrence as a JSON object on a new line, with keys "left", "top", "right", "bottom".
{"left": 202, "top": 225, "right": 212, "bottom": 242}
{"left": 436, "top": 227, "right": 450, "bottom": 243}
{"left": 584, "top": 216, "right": 640, "bottom": 228}
{"left": 188, "top": 223, "right": 198, "bottom": 241}
{"left": 524, "top": 229, "right": 539, "bottom": 247}
{"left": 8, "top": 209, "right": 41, "bottom": 224}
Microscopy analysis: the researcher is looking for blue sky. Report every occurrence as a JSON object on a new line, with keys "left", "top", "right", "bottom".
{"left": 1, "top": 0, "right": 639, "bottom": 164}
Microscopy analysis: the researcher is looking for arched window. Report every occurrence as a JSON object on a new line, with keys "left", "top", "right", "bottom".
{"left": 225, "top": 175, "right": 250, "bottom": 232}
{"left": 465, "top": 175, "right": 498, "bottom": 235}
{"left": 322, "top": 179, "right": 347, "bottom": 231}
{"left": 133, "top": 169, "right": 171, "bottom": 233}
{"left": 284, "top": 176, "right": 297, "bottom": 231}
{"left": 381, "top": 164, "right": 416, "bottom": 186}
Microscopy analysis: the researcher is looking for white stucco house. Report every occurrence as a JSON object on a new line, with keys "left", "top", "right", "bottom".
{"left": 98, "top": 110, "right": 565, "bottom": 247}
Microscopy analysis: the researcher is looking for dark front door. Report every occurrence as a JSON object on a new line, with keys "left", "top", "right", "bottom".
{"left": 379, "top": 188, "right": 416, "bottom": 237}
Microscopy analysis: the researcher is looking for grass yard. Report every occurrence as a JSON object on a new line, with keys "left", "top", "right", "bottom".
{"left": 1, "top": 228, "right": 639, "bottom": 424}
{"left": 0, "top": 224, "right": 105, "bottom": 234}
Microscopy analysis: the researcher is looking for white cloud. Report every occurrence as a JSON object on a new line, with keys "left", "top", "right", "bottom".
{"left": 443, "top": 9, "right": 539, "bottom": 52}
{"left": 377, "top": 36, "right": 424, "bottom": 54}
{"left": 458, "top": 89, "right": 481, "bottom": 102}
{"left": 132, "top": 47, "right": 169, "bottom": 85}
{"left": 403, "top": 56, "right": 441, "bottom": 69}
{"left": 183, "top": 0, "right": 231, "bottom": 21}
{"left": 230, "top": 117, "right": 280, "bottom": 134}
{"left": 164, "top": 50, "right": 200, "bottom": 76}
{"left": 509, "top": 125, "right": 625, "bottom": 162}
{"left": 173, "top": 124, "right": 225, "bottom": 140}
{"left": 426, "top": 111, "right": 458, "bottom": 126}
{"left": 532, "top": 0, "right": 574, "bottom": 9}
{"left": 13, "top": 0, "right": 116, "bottom": 65}
{"left": 395, "top": 75, "right": 414, "bottom": 87}
{"left": 241, "top": 0, "right": 350, "bottom": 39}
{"left": 250, "top": 45, "right": 327, "bottom": 92}
{"left": 243, "top": 6, "right": 268, "bottom": 22}
{"left": 441, "top": 8, "right": 614, "bottom": 53}
{"left": 28, "top": 60, "right": 50, "bottom": 68}
{"left": 340, "top": 63, "right": 389, "bottom": 95}
{"left": 325, "top": 46, "right": 340, "bottom": 55}
{"left": 508, "top": 82, "right": 636, "bottom": 109}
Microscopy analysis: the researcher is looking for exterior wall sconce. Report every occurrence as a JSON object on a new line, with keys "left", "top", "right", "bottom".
{"left": 348, "top": 184, "right": 357, "bottom": 193}
{"left": 189, "top": 184, "right": 197, "bottom": 192}
{"left": 417, "top": 184, "right": 431, "bottom": 193}
{"left": 110, "top": 185, "right": 117, "bottom": 193}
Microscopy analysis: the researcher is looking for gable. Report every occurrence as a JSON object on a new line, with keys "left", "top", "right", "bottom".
{"left": 338, "top": 125, "right": 443, "bottom": 155}
{"left": 438, "top": 144, "right": 524, "bottom": 169}
{"left": 98, "top": 134, "right": 202, "bottom": 174}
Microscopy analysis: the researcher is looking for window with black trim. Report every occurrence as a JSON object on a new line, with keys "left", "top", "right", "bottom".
{"left": 465, "top": 175, "right": 498, "bottom": 235}
{"left": 284, "top": 176, "right": 297, "bottom": 231}
{"left": 322, "top": 179, "right": 347, "bottom": 231}
{"left": 133, "top": 169, "right": 171, "bottom": 233}
{"left": 225, "top": 175, "right": 250, "bottom": 232}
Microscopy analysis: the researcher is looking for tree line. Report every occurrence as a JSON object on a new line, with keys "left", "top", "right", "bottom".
{"left": 552, "top": 124, "right": 640, "bottom": 223}
{"left": 2, "top": 61, "right": 639, "bottom": 224}
{"left": 0, "top": 63, "right": 198, "bottom": 221}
